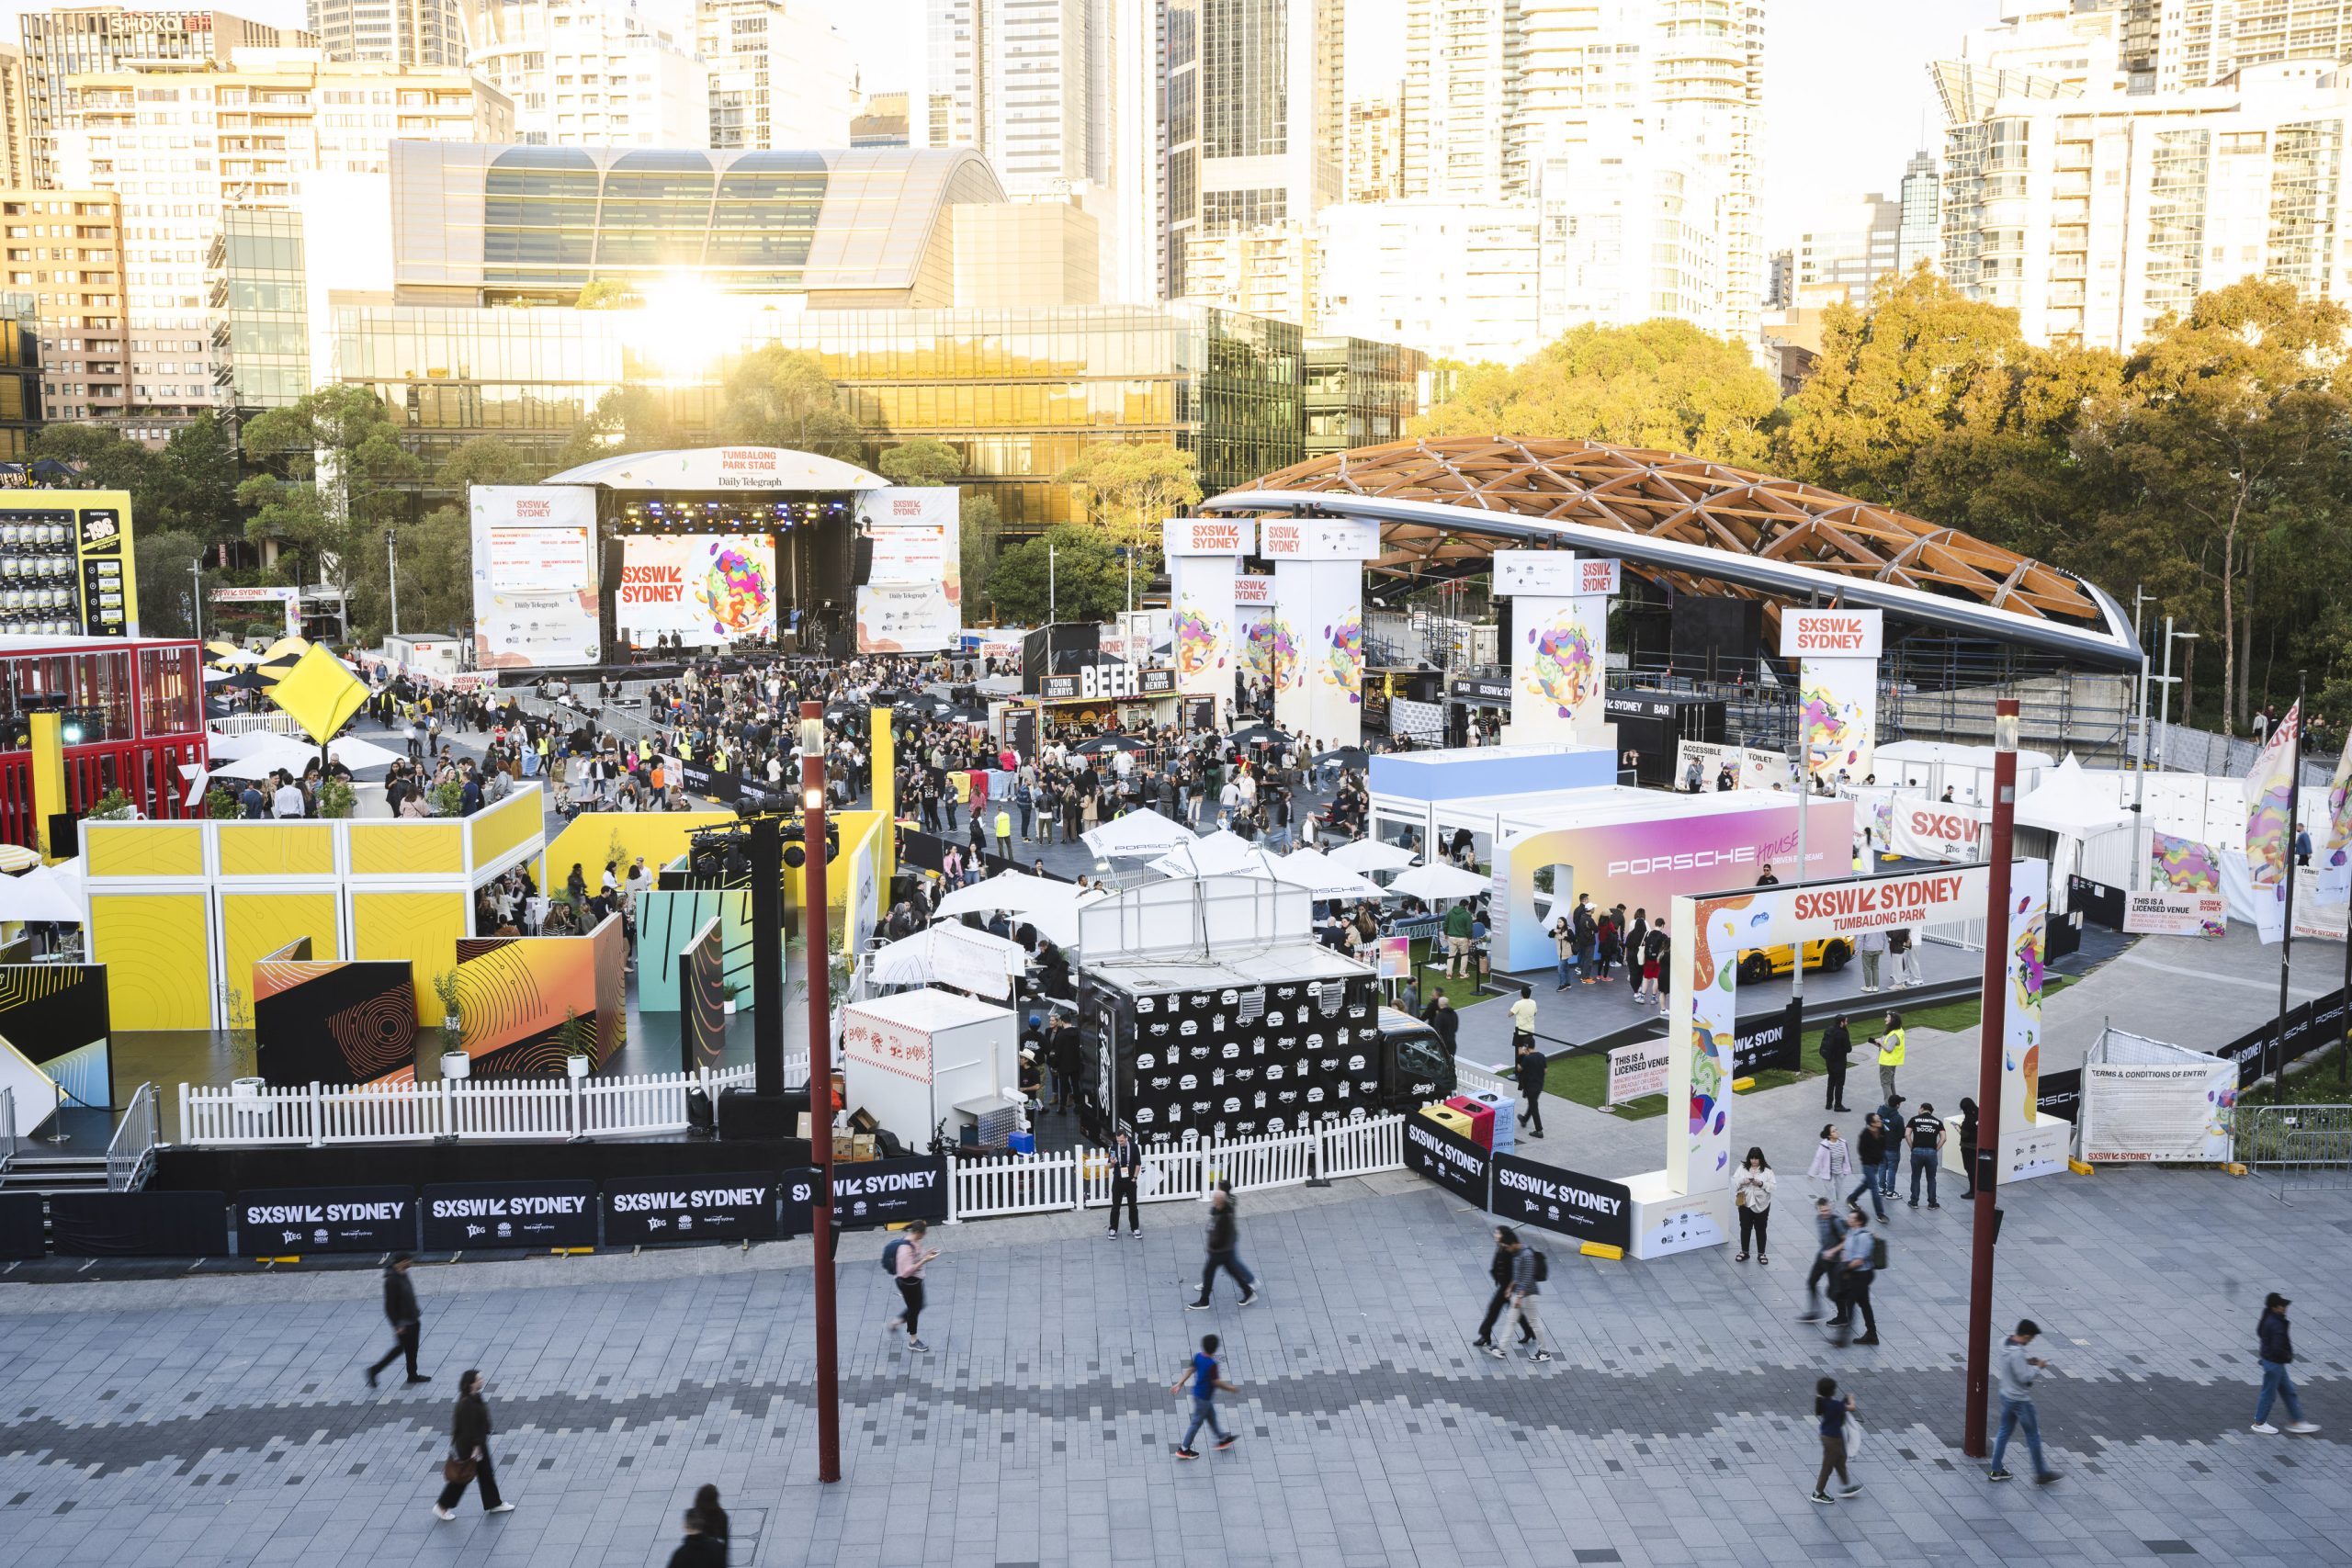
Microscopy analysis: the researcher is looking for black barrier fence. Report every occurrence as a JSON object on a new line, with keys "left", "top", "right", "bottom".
{"left": 421, "top": 1179, "right": 598, "bottom": 1252}
{"left": 0, "top": 1191, "right": 46, "bottom": 1259}
{"left": 1488, "top": 1153, "right": 1633, "bottom": 1252}
{"left": 2035, "top": 1067, "right": 2082, "bottom": 1122}
{"left": 2212, "top": 986, "right": 2348, "bottom": 1090}
{"left": 830, "top": 1154, "right": 949, "bottom": 1229}
{"left": 51, "top": 1190, "right": 232, "bottom": 1257}
{"left": 1402, "top": 1113, "right": 1492, "bottom": 1208}
{"left": 2068, "top": 876, "right": 2127, "bottom": 931}
{"left": 237, "top": 1187, "right": 418, "bottom": 1255}
{"left": 603, "top": 1171, "right": 781, "bottom": 1247}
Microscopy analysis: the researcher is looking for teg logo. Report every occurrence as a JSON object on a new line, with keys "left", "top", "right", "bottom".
{"left": 1606, "top": 845, "right": 1756, "bottom": 877}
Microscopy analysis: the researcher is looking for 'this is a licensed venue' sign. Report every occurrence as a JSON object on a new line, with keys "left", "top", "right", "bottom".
{"left": 2124, "top": 890, "right": 2230, "bottom": 936}
{"left": 1489, "top": 1154, "right": 1634, "bottom": 1252}
{"left": 602, "top": 1173, "right": 779, "bottom": 1246}
{"left": 1779, "top": 606, "right": 1883, "bottom": 660}
{"left": 420, "top": 1180, "right": 597, "bottom": 1251}
{"left": 1606, "top": 1040, "right": 1669, "bottom": 1104}
{"left": 238, "top": 1186, "right": 418, "bottom": 1254}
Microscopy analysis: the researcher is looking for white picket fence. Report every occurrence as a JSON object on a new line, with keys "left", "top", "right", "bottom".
{"left": 1453, "top": 1058, "right": 1516, "bottom": 1101}
{"left": 948, "top": 1113, "right": 1407, "bottom": 1222}
{"left": 179, "top": 1066, "right": 757, "bottom": 1146}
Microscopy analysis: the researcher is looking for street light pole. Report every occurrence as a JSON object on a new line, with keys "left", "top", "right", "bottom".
{"left": 798, "top": 699, "right": 842, "bottom": 1484}
{"left": 1963, "top": 696, "right": 2020, "bottom": 1459}
{"left": 191, "top": 558, "right": 204, "bottom": 643}
{"left": 1048, "top": 543, "right": 1057, "bottom": 625}
{"left": 385, "top": 527, "right": 401, "bottom": 639}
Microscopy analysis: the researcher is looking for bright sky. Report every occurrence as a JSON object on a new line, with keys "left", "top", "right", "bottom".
{"left": 0, "top": 0, "right": 1997, "bottom": 253}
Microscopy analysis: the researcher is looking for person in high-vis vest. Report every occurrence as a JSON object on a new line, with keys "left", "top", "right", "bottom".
{"left": 1874, "top": 1012, "right": 1905, "bottom": 1104}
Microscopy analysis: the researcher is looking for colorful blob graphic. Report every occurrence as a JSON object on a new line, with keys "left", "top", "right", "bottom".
{"left": 1173, "top": 598, "right": 1225, "bottom": 678}
{"left": 1266, "top": 614, "right": 1303, "bottom": 692}
{"left": 1800, "top": 673, "right": 1871, "bottom": 776}
{"left": 1243, "top": 616, "right": 1277, "bottom": 683}
{"left": 2248, "top": 783, "right": 2293, "bottom": 891}
{"left": 697, "top": 546, "right": 772, "bottom": 636}
{"left": 2152, "top": 829, "right": 2227, "bottom": 935}
{"left": 1322, "top": 610, "right": 1363, "bottom": 703}
{"left": 1521, "top": 612, "right": 1599, "bottom": 717}
{"left": 1685, "top": 894, "right": 1754, "bottom": 1158}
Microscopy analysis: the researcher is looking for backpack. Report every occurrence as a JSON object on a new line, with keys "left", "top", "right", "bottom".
{"left": 1530, "top": 1249, "right": 1549, "bottom": 1283}
{"left": 881, "top": 1237, "right": 910, "bottom": 1275}
{"left": 1869, "top": 1235, "right": 1889, "bottom": 1271}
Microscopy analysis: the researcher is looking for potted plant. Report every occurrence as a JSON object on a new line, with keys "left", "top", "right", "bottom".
{"left": 428, "top": 777, "right": 464, "bottom": 818}
{"left": 560, "top": 1006, "right": 596, "bottom": 1079}
{"left": 433, "top": 968, "right": 469, "bottom": 1079}
{"left": 205, "top": 785, "right": 243, "bottom": 820}
{"left": 86, "top": 786, "right": 135, "bottom": 821}
{"left": 316, "top": 776, "right": 356, "bottom": 819}
{"left": 721, "top": 980, "right": 741, "bottom": 1016}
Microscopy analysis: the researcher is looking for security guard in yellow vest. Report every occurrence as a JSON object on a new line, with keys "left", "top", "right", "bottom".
{"left": 1875, "top": 1012, "right": 1905, "bottom": 1103}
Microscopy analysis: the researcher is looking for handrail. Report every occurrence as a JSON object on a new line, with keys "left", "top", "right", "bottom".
{"left": 0, "top": 1085, "right": 15, "bottom": 1171}
{"left": 106, "top": 1082, "right": 158, "bottom": 1190}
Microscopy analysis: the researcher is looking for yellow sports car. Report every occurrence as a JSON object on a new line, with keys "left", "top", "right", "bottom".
{"left": 1736, "top": 938, "right": 1854, "bottom": 985}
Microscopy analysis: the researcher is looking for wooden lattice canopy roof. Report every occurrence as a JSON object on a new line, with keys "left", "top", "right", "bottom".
{"left": 1204, "top": 437, "right": 2136, "bottom": 668}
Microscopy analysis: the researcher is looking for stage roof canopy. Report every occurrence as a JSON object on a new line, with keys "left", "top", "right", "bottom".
{"left": 1203, "top": 437, "right": 2137, "bottom": 669}
{"left": 547, "top": 446, "right": 888, "bottom": 492}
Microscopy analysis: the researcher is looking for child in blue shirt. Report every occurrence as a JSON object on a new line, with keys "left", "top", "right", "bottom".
{"left": 1171, "top": 1335, "right": 1239, "bottom": 1459}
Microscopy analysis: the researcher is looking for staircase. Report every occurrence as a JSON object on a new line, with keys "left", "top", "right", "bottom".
{"left": 0, "top": 1151, "right": 111, "bottom": 1195}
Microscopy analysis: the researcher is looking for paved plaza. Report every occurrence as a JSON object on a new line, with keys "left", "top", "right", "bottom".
{"left": 3, "top": 1156, "right": 2348, "bottom": 1568}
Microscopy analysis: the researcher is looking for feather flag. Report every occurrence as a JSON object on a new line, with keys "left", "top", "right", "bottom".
{"left": 2316, "top": 728, "right": 2352, "bottom": 908}
{"left": 2243, "top": 700, "right": 2301, "bottom": 944}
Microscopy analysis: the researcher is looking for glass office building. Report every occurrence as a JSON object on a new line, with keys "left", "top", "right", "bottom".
{"left": 213, "top": 209, "right": 309, "bottom": 415}
{"left": 1303, "top": 336, "right": 1419, "bottom": 461}
{"left": 334, "top": 300, "right": 1315, "bottom": 523}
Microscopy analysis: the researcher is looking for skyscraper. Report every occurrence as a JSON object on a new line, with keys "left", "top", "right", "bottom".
{"left": 2159, "top": 0, "right": 2352, "bottom": 90}
{"left": 1161, "top": 0, "right": 1343, "bottom": 297}
{"left": 698, "top": 0, "right": 855, "bottom": 151}
{"left": 1895, "top": 149, "right": 1938, "bottom": 276}
{"left": 467, "top": 0, "right": 707, "bottom": 147}
{"left": 1788, "top": 191, "right": 1900, "bottom": 308}
{"left": 1401, "top": 0, "right": 1521, "bottom": 201}
{"left": 308, "top": 0, "right": 467, "bottom": 66}
{"left": 1345, "top": 87, "right": 1405, "bottom": 202}
{"left": 17, "top": 7, "right": 314, "bottom": 187}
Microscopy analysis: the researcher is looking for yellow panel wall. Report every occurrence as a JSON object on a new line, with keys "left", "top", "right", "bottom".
{"left": 543, "top": 812, "right": 735, "bottom": 893}
{"left": 217, "top": 822, "right": 338, "bottom": 877}
{"left": 350, "top": 821, "right": 463, "bottom": 876}
{"left": 349, "top": 890, "right": 469, "bottom": 1025}
{"left": 220, "top": 894, "right": 342, "bottom": 1013}
{"left": 468, "top": 790, "right": 542, "bottom": 868}
{"left": 85, "top": 823, "right": 206, "bottom": 878}
{"left": 88, "top": 893, "right": 211, "bottom": 1030}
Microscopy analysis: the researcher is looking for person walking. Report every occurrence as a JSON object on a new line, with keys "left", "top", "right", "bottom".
{"left": 1819, "top": 1014, "right": 1853, "bottom": 1111}
{"left": 1442, "top": 899, "right": 1475, "bottom": 978}
{"left": 1734, "top": 1146, "right": 1775, "bottom": 1263}
{"left": 1106, "top": 1129, "right": 1143, "bottom": 1238}
{"left": 1796, "top": 1198, "right": 1844, "bottom": 1322}
{"left": 1986, "top": 1318, "right": 2063, "bottom": 1483}
{"left": 1905, "top": 1100, "right": 1946, "bottom": 1208}
{"left": 1187, "top": 1183, "right": 1258, "bottom": 1309}
{"left": 1509, "top": 982, "right": 1538, "bottom": 1058}
{"left": 365, "top": 1253, "right": 429, "bottom": 1388}
{"left": 431, "top": 1370, "right": 513, "bottom": 1519}
{"left": 1806, "top": 1122, "right": 1853, "bottom": 1203}
{"left": 1422, "top": 991, "right": 1460, "bottom": 1058}
{"left": 993, "top": 806, "right": 1013, "bottom": 860}
{"left": 1849, "top": 1114, "right": 1889, "bottom": 1222}
{"left": 667, "top": 1509, "right": 726, "bottom": 1568}
{"left": 1874, "top": 1095, "right": 1906, "bottom": 1201}
{"left": 691, "top": 1484, "right": 729, "bottom": 1560}
{"left": 1483, "top": 1226, "right": 1553, "bottom": 1362}
{"left": 1171, "top": 1334, "right": 1240, "bottom": 1459}
{"left": 1514, "top": 1031, "right": 1548, "bottom": 1140}
{"left": 887, "top": 1219, "right": 940, "bottom": 1352}
{"left": 1873, "top": 1012, "right": 1905, "bottom": 1103}
{"left": 1826, "top": 1210, "right": 1880, "bottom": 1348}
{"left": 1809, "top": 1377, "right": 1864, "bottom": 1503}
{"left": 1856, "top": 927, "right": 1884, "bottom": 994}
{"left": 1958, "top": 1096, "right": 1981, "bottom": 1200}
{"left": 2253, "top": 1292, "right": 2323, "bottom": 1434}
{"left": 1470, "top": 1225, "right": 1516, "bottom": 1353}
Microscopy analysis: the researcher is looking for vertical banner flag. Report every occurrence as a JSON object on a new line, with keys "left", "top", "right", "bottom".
{"left": 2002, "top": 857, "right": 2049, "bottom": 1131}
{"left": 2317, "top": 729, "right": 2352, "bottom": 908}
{"left": 1665, "top": 891, "right": 1744, "bottom": 1195}
{"left": 1261, "top": 517, "right": 1378, "bottom": 747}
{"left": 1782, "top": 608, "right": 1883, "bottom": 785}
{"left": 1494, "top": 552, "right": 1618, "bottom": 747}
{"left": 1163, "top": 519, "right": 1253, "bottom": 729}
{"left": 2244, "top": 700, "right": 2300, "bottom": 944}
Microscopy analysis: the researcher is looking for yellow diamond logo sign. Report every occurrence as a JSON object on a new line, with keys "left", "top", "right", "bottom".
{"left": 266, "top": 643, "right": 368, "bottom": 744}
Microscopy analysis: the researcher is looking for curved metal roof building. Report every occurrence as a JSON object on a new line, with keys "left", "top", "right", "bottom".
{"left": 1203, "top": 437, "right": 2137, "bottom": 668}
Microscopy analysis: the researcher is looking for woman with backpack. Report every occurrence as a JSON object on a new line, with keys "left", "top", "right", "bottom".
{"left": 885, "top": 1220, "right": 941, "bottom": 1353}
{"left": 1485, "top": 1226, "right": 1553, "bottom": 1363}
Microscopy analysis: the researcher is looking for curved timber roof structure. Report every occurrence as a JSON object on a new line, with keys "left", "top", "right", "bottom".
{"left": 1204, "top": 438, "right": 2138, "bottom": 668}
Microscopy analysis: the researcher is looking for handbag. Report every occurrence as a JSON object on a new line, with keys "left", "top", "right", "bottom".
{"left": 443, "top": 1453, "right": 477, "bottom": 1486}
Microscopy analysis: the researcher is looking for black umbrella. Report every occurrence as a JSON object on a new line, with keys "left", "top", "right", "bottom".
{"left": 1074, "top": 734, "right": 1148, "bottom": 756}
{"left": 1227, "top": 723, "right": 1294, "bottom": 750}
{"left": 218, "top": 668, "right": 273, "bottom": 692}
{"left": 1312, "top": 746, "right": 1370, "bottom": 770}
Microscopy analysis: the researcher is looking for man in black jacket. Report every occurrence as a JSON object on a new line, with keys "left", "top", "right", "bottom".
{"left": 1046, "top": 1013, "right": 1084, "bottom": 1112}
{"left": 2255, "top": 1292, "right": 2322, "bottom": 1434}
{"left": 666, "top": 1509, "right": 727, "bottom": 1568}
{"left": 365, "top": 1254, "right": 428, "bottom": 1388}
{"left": 1186, "top": 1183, "right": 1257, "bottom": 1309}
{"left": 1106, "top": 1129, "right": 1143, "bottom": 1238}
{"left": 1471, "top": 1226, "right": 1517, "bottom": 1350}
{"left": 1421, "top": 993, "right": 1460, "bottom": 1058}
{"left": 1819, "top": 1015, "right": 1853, "bottom": 1111}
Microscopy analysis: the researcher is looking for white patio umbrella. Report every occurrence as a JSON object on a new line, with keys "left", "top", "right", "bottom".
{"left": 1325, "top": 838, "right": 1419, "bottom": 874}
{"left": 1272, "top": 846, "right": 1385, "bottom": 902}
{"left": 1146, "top": 828, "right": 1261, "bottom": 880}
{"left": 934, "top": 870, "right": 1092, "bottom": 946}
{"left": 869, "top": 921, "right": 1028, "bottom": 999}
{"left": 1082, "top": 807, "right": 1197, "bottom": 860}
{"left": 1385, "top": 862, "right": 1491, "bottom": 902}
{"left": 202, "top": 733, "right": 405, "bottom": 778}
{"left": 0, "top": 863, "right": 86, "bottom": 924}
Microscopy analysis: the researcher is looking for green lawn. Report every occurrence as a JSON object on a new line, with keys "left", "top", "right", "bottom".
{"left": 1402, "top": 937, "right": 1500, "bottom": 1010}
{"left": 1546, "top": 1052, "right": 1807, "bottom": 1121}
